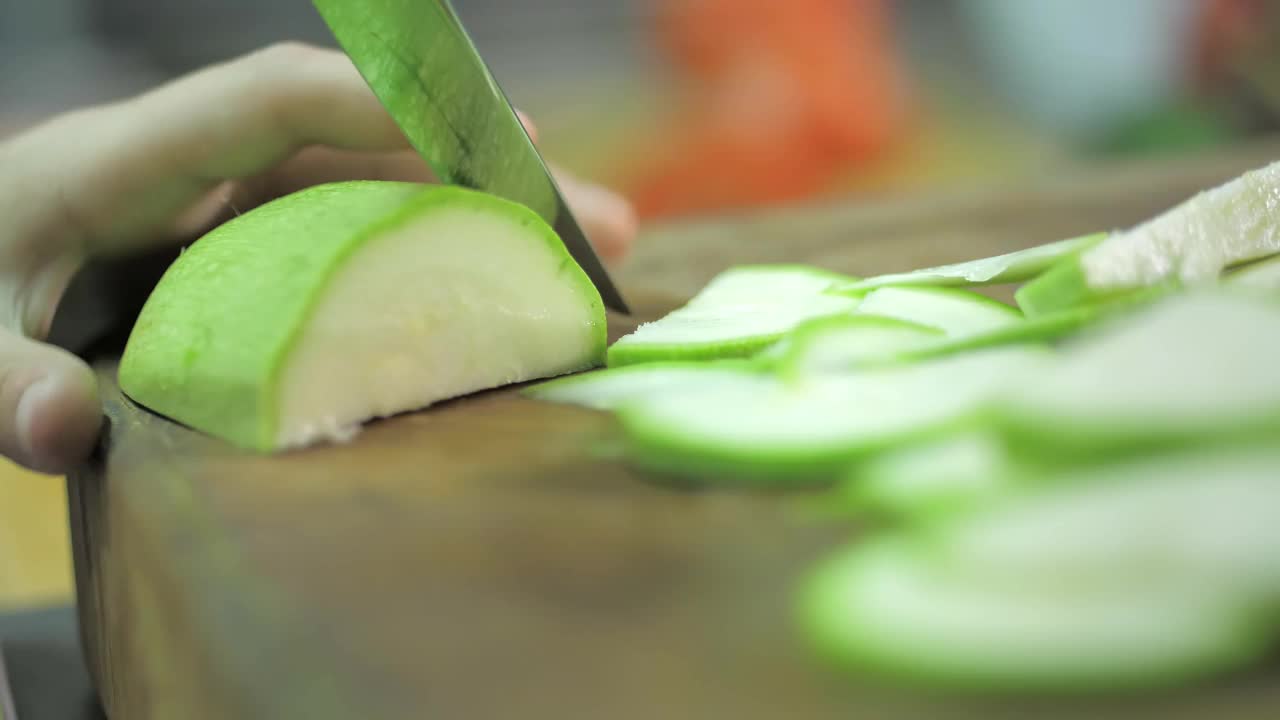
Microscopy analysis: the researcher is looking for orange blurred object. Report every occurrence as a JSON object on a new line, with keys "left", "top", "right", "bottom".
{"left": 622, "top": 0, "right": 909, "bottom": 220}
{"left": 1192, "top": 0, "right": 1269, "bottom": 86}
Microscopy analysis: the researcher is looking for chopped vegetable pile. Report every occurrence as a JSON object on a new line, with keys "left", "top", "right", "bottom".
{"left": 526, "top": 160, "right": 1280, "bottom": 695}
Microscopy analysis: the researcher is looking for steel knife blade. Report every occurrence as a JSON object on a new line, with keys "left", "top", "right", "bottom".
{"left": 312, "top": 0, "right": 630, "bottom": 314}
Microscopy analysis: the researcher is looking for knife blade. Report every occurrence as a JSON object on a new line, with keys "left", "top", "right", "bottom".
{"left": 312, "top": 0, "right": 630, "bottom": 314}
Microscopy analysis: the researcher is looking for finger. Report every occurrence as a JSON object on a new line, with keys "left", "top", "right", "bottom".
{"left": 41, "top": 43, "right": 552, "bottom": 254}
{"left": 0, "top": 328, "right": 101, "bottom": 474}
{"left": 243, "top": 150, "right": 638, "bottom": 263}
{"left": 21, "top": 43, "right": 414, "bottom": 255}
{"left": 516, "top": 110, "right": 539, "bottom": 144}
{"left": 239, "top": 147, "right": 436, "bottom": 207}
{"left": 173, "top": 158, "right": 640, "bottom": 274}
{"left": 553, "top": 167, "right": 638, "bottom": 262}
{"left": 162, "top": 106, "right": 542, "bottom": 233}
{"left": 123, "top": 43, "right": 410, "bottom": 178}
{"left": 240, "top": 109, "right": 539, "bottom": 206}
{"left": 184, "top": 153, "right": 638, "bottom": 267}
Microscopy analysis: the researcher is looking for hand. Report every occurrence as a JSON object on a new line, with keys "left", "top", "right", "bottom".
{"left": 0, "top": 42, "right": 638, "bottom": 475}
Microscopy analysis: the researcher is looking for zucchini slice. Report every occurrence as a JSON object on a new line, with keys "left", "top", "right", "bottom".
{"left": 841, "top": 431, "right": 1013, "bottom": 519}
{"left": 800, "top": 537, "right": 1263, "bottom": 693}
{"left": 607, "top": 265, "right": 859, "bottom": 367}
{"left": 618, "top": 346, "right": 1050, "bottom": 484}
{"left": 774, "top": 315, "right": 944, "bottom": 375}
{"left": 998, "top": 292, "right": 1280, "bottom": 454}
{"left": 900, "top": 286, "right": 1168, "bottom": 363}
{"left": 523, "top": 361, "right": 762, "bottom": 411}
{"left": 779, "top": 292, "right": 1158, "bottom": 373}
{"left": 1017, "top": 160, "right": 1280, "bottom": 316}
{"left": 928, "top": 448, "right": 1280, "bottom": 601}
{"left": 836, "top": 233, "right": 1106, "bottom": 292}
{"left": 852, "top": 287, "right": 1023, "bottom": 337}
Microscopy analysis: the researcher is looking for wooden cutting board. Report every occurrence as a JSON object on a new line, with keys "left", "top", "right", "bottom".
{"left": 68, "top": 144, "right": 1280, "bottom": 720}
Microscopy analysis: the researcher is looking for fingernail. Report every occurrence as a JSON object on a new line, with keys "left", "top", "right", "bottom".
{"left": 585, "top": 185, "right": 639, "bottom": 257}
{"left": 516, "top": 110, "right": 538, "bottom": 142}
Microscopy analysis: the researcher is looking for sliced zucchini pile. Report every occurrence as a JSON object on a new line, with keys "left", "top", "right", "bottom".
{"left": 618, "top": 347, "right": 1048, "bottom": 484}
{"left": 803, "top": 448, "right": 1280, "bottom": 693}
{"left": 523, "top": 159, "right": 1280, "bottom": 695}
{"left": 801, "top": 533, "right": 1266, "bottom": 694}
{"left": 606, "top": 265, "right": 859, "bottom": 366}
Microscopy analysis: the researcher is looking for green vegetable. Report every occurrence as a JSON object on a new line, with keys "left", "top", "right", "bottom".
{"left": 607, "top": 265, "right": 859, "bottom": 367}
{"left": 523, "top": 360, "right": 762, "bottom": 412}
{"left": 899, "top": 306, "right": 1101, "bottom": 362}
{"left": 766, "top": 287, "right": 1085, "bottom": 376}
{"left": 774, "top": 290, "right": 1159, "bottom": 372}
{"left": 850, "top": 286, "right": 1023, "bottom": 337}
{"left": 800, "top": 536, "right": 1263, "bottom": 693}
{"left": 1017, "top": 160, "right": 1280, "bottom": 316}
{"left": 618, "top": 346, "right": 1050, "bottom": 484}
{"left": 928, "top": 448, "right": 1280, "bottom": 602}
{"left": 805, "top": 448, "right": 1280, "bottom": 692}
{"left": 771, "top": 315, "right": 944, "bottom": 375}
{"left": 119, "top": 181, "right": 605, "bottom": 452}
{"left": 835, "top": 232, "right": 1107, "bottom": 292}
{"left": 1226, "top": 253, "right": 1280, "bottom": 293}
{"left": 841, "top": 431, "right": 1013, "bottom": 519}
{"left": 997, "top": 292, "right": 1280, "bottom": 455}
{"left": 903, "top": 286, "right": 1168, "bottom": 362}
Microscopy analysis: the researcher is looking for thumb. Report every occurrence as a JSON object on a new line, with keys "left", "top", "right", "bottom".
{"left": 0, "top": 328, "right": 102, "bottom": 475}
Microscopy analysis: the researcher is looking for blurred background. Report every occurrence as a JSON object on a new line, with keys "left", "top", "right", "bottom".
{"left": 1, "top": 0, "right": 1280, "bottom": 608}
{"left": 3, "top": 0, "right": 1280, "bottom": 220}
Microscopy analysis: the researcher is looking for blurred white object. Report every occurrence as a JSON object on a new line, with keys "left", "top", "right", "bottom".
{"left": 959, "top": 0, "right": 1201, "bottom": 141}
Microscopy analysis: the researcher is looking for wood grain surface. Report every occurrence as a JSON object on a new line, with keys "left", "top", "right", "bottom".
{"left": 71, "top": 142, "right": 1280, "bottom": 720}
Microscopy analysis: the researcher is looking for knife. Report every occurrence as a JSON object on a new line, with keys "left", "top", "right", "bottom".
{"left": 311, "top": 0, "right": 630, "bottom": 314}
